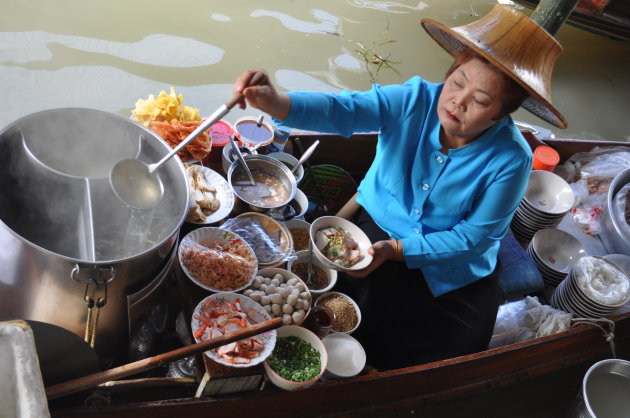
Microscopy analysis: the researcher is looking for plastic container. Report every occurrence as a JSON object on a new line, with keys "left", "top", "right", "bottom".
{"left": 532, "top": 145, "right": 560, "bottom": 172}
{"left": 234, "top": 116, "right": 274, "bottom": 151}
{"left": 268, "top": 126, "right": 291, "bottom": 154}
{"left": 202, "top": 119, "right": 234, "bottom": 164}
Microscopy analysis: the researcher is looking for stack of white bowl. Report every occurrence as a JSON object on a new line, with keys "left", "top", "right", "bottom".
{"left": 551, "top": 256, "right": 630, "bottom": 318}
{"left": 527, "top": 228, "right": 587, "bottom": 286}
{"left": 510, "top": 170, "right": 575, "bottom": 242}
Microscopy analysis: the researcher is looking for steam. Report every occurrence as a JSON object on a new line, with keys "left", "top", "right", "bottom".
{"left": 0, "top": 110, "right": 185, "bottom": 262}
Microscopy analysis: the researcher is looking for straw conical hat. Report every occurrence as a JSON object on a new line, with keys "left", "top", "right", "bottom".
{"left": 421, "top": 4, "right": 567, "bottom": 129}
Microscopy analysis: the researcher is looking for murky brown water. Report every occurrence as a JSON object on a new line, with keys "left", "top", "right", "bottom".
{"left": 1, "top": 0, "right": 629, "bottom": 141}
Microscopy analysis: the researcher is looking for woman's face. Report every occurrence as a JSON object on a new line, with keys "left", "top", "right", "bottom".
{"left": 437, "top": 57, "right": 508, "bottom": 144}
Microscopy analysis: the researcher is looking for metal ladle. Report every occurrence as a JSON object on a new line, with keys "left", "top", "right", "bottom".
{"left": 291, "top": 140, "right": 319, "bottom": 175}
{"left": 110, "top": 72, "right": 264, "bottom": 210}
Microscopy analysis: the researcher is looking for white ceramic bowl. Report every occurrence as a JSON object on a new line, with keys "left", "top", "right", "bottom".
{"left": 267, "top": 152, "right": 305, "bottom": 183}
{"left": 286, "top": 250, "right": 337, "bottom": 295}
{"left": 523, "top": 170, "right": 575, "bottom": 214}
{"left": 322, "top": 333, "right": 366, "bottom": 379}
{"left": 530, "top": 228, "right": 587, "bottom": 273}
{"left": 178, "top": 227, "right": 258, "bottom": 293}
{"left": 243, "top": 268, "right": 312, "bottom": 325}
{"left": 315, "top": 291, "right": 361, "bottom": 334}
{"left": 288, "top": 189, "right": 308, "bottom": 219}
{"left": 263, "top": 325, "right": 328, "bottom": 391}
{"left": 221, "top": 141, "right": 256, "bottom": 174}
{"left": 309, "top": 216, "right": 373, "bottom": 272}
{"left": 283, "top": 219, "right": 311, "bottom": 252}
{"left": 190, "top": 292, "right": 276, "bottom": 368}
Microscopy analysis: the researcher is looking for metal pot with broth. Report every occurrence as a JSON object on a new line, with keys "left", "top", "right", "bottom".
{"left": 228, "top": 154, "right": 297, "bottom": 210}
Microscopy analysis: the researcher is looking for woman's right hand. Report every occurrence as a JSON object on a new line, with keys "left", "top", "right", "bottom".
{"left": 233, "top": 69, "right": 291, "bottom": 120}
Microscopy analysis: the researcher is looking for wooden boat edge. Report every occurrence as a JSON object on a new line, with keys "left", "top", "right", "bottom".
{"left": 52, "top": 311, "right": 630, "bottom": 417}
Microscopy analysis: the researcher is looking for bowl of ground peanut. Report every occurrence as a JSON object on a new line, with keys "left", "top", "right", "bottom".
{"left": 314, "top": 291, "right": 361, "bottom": 334}
{"left": 283, "top": 219, "right": 311, "bottom": 252}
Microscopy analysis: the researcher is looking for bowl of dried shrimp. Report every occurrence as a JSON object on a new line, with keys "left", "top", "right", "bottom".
{"left": 178, "top": 227, "right": 258, "bottom": 293}
{"left": 309, "top": 216, "right": 373, "bottom": 272}
{"left": 191, "top": 292, "right": 276, "bottom": 368}
{"left": 242, "top": 268, "right": 312, "bottom": 326}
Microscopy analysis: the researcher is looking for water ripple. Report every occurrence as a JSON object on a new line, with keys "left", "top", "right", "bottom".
{"left": 0, "top": 31, "right": 223, "bottom": 68}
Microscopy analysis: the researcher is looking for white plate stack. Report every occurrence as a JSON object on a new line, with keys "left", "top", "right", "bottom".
{"left": 527, "top": 229, "right": 586, "bottom": 286}
{"left": 551, "top": 256, "right": 630, "bottom": 318}
{"left": 510, "top": 170, "right": 575, "bottom": 242}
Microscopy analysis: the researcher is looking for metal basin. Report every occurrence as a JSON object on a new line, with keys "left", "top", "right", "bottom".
{"left": 600, "top": 167, "right": 630, "bottom": 255}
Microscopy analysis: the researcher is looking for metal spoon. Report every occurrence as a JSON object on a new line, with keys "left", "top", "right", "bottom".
{"left": 110, "top": 71, "right": 264, "bottom": 210}
{"left": 306, "top": 236, "right": 314, "bottom": 285}
{"left": 228, "top": 135, "right": 255, "bottom": 186}
{"left": 291, "top": 140, "right": 319, "bottom": 174}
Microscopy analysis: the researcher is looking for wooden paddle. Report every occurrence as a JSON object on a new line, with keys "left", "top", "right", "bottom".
{"left": 45, "top": 317, "right": 282, "bottom": 400}
{"left": 335, "top": 192, "right": 360, "bottom": 220}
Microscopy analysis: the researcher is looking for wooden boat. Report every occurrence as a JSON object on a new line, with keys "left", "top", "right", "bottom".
{"left": 50, "top": 131, "right": 630, "bottom": 417}
{"left": 515, "top": 0, "right": 630, "bottom": 41}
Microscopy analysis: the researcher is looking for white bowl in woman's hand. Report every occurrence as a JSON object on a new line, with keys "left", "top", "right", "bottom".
{"left": 309, "top": 216, "right": 373, "bottom": 272}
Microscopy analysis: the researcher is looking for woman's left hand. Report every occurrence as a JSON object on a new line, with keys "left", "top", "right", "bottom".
{"left": 346, "top": 240, "right": 398, "bottom": 278}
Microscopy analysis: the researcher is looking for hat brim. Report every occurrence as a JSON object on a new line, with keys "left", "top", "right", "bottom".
{"left": 421, "top": 18, "right": 568, "bottom": 129}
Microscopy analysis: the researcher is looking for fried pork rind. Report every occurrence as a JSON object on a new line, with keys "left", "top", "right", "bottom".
{"left": 132, "top": 86, "right": 201, "bottom": 127}
{"left": 151, "top": 119, "right": 212, "bottom": 162}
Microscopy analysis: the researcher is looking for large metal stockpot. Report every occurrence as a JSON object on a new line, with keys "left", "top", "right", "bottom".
{"left": 0, "top": 108, "right": 189, "bottom": 360}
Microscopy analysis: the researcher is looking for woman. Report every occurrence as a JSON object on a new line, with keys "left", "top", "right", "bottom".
{"left": 232, "top": 5, "right": 567, "bottom": 369}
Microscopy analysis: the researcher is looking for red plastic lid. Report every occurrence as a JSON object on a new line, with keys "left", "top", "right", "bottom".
{"left": 209, "top": 120, "right": 234, "bottom": 147}
{"left": 534, "top": 145, "right": 559, "bottom": 165}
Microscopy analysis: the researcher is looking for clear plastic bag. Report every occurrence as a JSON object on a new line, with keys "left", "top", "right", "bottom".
{"left": 222, "top": 217, "right": 285, "bottom": 264}
{"left": 558, "top": 146, "right": 630, "bottom": 235}
{"left": 178, "top": 235, "right": 257, "bottom": 291}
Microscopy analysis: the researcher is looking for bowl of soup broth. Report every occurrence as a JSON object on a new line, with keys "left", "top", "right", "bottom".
{"left": 228, "top": 154, "right": 297, "bottom": 211}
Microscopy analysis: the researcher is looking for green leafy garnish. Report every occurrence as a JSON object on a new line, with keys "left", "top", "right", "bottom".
{"left": 268, "top": 336, "right": 321, "bottom": 382}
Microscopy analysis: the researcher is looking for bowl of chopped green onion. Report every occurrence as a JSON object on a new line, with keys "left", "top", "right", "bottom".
{"left": 263, "top": 325, "right": 328, "bottom": 391}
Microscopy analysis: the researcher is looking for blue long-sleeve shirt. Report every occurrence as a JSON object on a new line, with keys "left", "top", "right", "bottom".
{"left": 283, "top": 76, "right": 532, "bottom": 296}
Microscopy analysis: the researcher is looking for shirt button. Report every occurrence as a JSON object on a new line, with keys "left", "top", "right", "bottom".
{"left": 415, "top": 228, "right": 420, "bottom": 234}
{"left": 415, "top": 208, "right": 420, "bottom": 215}
{"left": 422, "top": 183, "right": 430, "bottom": 191}
{"left": 436, "top": 155, "right": 444, "bottom": 163}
